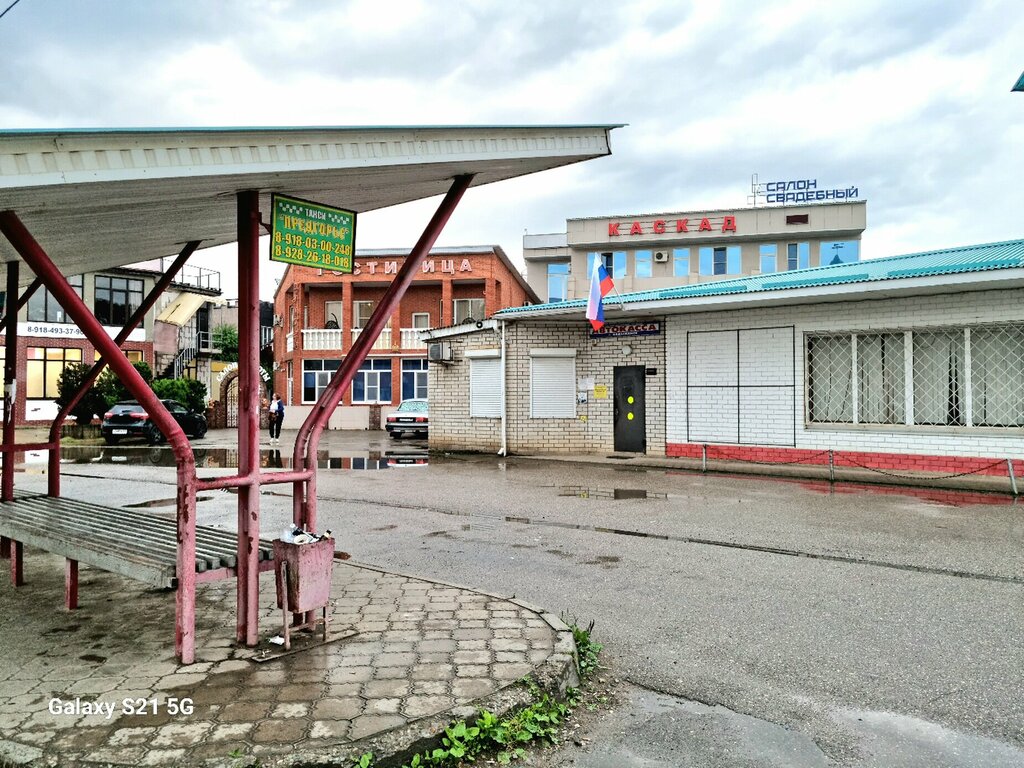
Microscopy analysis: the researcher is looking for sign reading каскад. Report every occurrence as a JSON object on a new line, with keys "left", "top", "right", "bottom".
{"left": 270, "top": 194, "right": 356, "bottom": 272}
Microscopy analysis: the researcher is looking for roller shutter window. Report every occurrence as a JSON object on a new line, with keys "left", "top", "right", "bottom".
{"left": 470, "top": 358, "right": 502, "bottom": 417}
{"left": 530, "top": 352, "right": 576, "bottom": 418}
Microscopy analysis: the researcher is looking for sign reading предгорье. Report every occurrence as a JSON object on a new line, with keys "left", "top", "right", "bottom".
{"left": 270, "top": 193, "right": 356, "bottom": 273}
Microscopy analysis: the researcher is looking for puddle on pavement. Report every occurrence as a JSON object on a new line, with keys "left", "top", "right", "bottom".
{"left": 55, "top": 446, "right": 428, "bottom": 470}
{"left": 834, "top": 707, "right": 1024, "bottom": 768}
{"left": 559, "top": 485, "right": 667, "bottom": 500}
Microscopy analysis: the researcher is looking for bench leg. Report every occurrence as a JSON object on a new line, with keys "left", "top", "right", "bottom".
{"left": 65, "top": 558, "right": 78, "bottom": 610}
{"left": 1, "top": 536, "right": 10, "bottom": 559}
{"left": 10, "top": 540, "right": 23, "bottom": 586}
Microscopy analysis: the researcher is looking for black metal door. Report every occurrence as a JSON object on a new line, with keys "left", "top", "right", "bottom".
{"left": 226, "top": 378, "right": 239, "bottom": 428}
{"left": 614, "top": 366, "right": 646, "bottom": 453}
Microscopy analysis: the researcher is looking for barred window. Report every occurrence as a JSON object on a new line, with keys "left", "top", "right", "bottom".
{"left": 858, "top": 333, "right": 905, "bottom": 424}
{"left": 807, "top": 335, "right": 852, "bottom": 422}
{"left": 806, "top": 324, "right": 1024, "bottom": 429}
{"left": 971, "top": 325, "right": 1024, "bottom": 427}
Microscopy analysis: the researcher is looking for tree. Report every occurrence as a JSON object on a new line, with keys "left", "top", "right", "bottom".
{"left": 212, "top": 324, "right": 239, "bottom": 362}
{"left": 151, "top": 377, "right": 207, "bottom": 413}
{"left": 96, "top": 360, "right": 153, "bottom": 407}
{"left": 54, "top": 363, "right": 108, "bottom": 424}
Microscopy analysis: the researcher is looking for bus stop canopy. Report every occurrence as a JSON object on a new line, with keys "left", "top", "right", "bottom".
{"left": 0, "top": 124, "right": 618, "bottom": 282}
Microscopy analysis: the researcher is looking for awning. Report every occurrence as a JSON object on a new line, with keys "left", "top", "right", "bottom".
{"left": 156, "top": 292, "right": 209, "bottom": 326}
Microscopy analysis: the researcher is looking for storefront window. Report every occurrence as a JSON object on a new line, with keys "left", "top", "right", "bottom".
{"left": 352, "top": 359, "right": 392, "bottom": 403}
{"left": 302, "top": 359, "right": 341, "bottom": 402}
{"left": 26, "top": 346, "right": 82, "bottom": 399}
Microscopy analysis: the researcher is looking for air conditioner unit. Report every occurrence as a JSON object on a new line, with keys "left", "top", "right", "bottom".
{"left": 427, "top": 341, "right": 453, "bottom": 363}
{"left": 653, "top": 251, "right": 670, "bottom": 263}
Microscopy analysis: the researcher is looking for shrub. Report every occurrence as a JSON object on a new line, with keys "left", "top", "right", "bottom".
{"left": 54, "top": 362, "right": 107, "bottom": 424}
{"left": 151, "top": 377, "right": 207, "bottom": 413}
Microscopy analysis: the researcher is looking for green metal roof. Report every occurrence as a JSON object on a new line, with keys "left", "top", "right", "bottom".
{"left": 496, "top": 238, "right": 1024, "bottom": 317}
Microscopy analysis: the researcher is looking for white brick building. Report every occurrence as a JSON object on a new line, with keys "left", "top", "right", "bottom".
{"left": 426, "top": 239, "right": 1024, "bottom": 479}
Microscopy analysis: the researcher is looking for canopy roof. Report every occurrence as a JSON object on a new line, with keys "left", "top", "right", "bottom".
{"left": 0, "top": 125, "right": 618, "bottom": 285}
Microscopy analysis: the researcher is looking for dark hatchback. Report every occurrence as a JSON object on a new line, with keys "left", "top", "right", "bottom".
{"left": 101, "top": 399, "right": 208, "bottom": 445}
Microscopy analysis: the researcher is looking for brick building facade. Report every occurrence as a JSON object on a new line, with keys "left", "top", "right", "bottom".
{"left": 426, "top": 239, "right": 1024, "bottom": 478}
{"left": 271, "top": 246, "right": 538, "bottom": 428}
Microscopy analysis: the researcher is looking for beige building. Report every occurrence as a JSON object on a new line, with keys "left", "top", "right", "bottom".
{"left": 524, "top": 201, "right": 866, "bottom": 302}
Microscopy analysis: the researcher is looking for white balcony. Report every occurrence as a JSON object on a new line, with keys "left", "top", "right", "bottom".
{"left": 302, "top": 328, "right": 345, "bottom": 350}
{"left": 351, "top": 327, "right": 392, "bottom": 351}
{"left": 401, "top": 328, "right": 428, "bottom": 350}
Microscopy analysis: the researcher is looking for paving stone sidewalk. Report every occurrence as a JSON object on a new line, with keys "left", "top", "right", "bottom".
{"left": 0, "top": 552, "right": 575, "bottom": 767}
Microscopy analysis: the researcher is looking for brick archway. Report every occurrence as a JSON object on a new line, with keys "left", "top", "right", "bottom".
{"left": 210, "top": 368, "right": 270, "bottom": 429}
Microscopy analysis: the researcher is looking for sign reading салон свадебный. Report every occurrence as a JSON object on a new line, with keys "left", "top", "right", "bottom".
{"left": 270, "top": 194, "right": 356, "bottom": 272}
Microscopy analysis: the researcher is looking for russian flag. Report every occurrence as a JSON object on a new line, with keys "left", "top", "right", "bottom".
{"left": 586, "top": 260, "right": 615, "bottom": 331}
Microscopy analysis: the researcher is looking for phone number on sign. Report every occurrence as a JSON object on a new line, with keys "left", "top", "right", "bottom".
{"left": 48, "top": 697, "right": 195, "bottom": 719}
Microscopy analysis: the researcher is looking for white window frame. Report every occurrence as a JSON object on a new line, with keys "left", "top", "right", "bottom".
{"left": 529, "top": 349, "right": 576, "bottom": 419}
{"left": 412, "top": 312, "right": 431, "bottom": 329}
{"left": 324, "top": 301, "right": 343, "bottom": 330}
{"left": 454, "top": 298, "right": 485, "bottom": 324}
{"left": 353, "top": 301, "right": 374, "bottom": 329}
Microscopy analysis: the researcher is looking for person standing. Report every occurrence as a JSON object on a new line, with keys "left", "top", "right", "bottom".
{"left": 268, "top": 393, "right": 284, "bottom": 443}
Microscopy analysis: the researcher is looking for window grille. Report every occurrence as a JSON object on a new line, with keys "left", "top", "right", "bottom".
{"left": 857, "top": 333, "right": 905, "bottom": 424}
{"left": 913, "top": 330, "right": 965, "bottom": 426}
{"left": 807, "top": 335, "right": 852, "bottom": 422}
{"left": 971, "top": 324, "right": 1024, "bottom": 427}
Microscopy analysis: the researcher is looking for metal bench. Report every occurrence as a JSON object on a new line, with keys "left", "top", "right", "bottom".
{"left": 0, "top": 493, "right": 274, "bottom": 608}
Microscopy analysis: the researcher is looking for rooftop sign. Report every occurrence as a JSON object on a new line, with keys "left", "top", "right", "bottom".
{"left": 749, "top": 175, "right": 859, "bottom": 206}
{"left": 270, "top": 194, "right": 356, "bottom": 273}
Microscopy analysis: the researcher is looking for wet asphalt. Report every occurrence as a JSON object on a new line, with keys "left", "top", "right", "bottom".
{"left": 20, "top": 429, "right": 1024, "bottom": 767}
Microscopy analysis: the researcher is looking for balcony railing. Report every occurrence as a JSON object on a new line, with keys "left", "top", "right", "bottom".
{"left": 351, "top": 327, "right": 392, "bottom": 351}
{"left": 302, "top": 328, "right": 345, "bottom": 350}
{"left": 401, "top": 328, "right": 428, "bottom": 350}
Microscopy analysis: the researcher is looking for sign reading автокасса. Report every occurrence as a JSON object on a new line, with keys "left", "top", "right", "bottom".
{"left": 270, "top": 194, "right": 356, "bottom": 272}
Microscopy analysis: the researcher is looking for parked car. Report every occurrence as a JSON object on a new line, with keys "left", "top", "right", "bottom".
{"left": 101, "top": 399, "right": 208, "bottom": 445}
{"left": 384, "top": 399, "right": 429, "bottom": 438}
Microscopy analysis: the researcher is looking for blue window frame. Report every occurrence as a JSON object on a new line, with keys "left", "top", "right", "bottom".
{"left": 587, "top": 251, "right": 626, "bottom": 279}
{"left": 787, "top": 242, "right": 810, "bottom": 270}
{"left": 401, "top": 359, "right": 429, "bottom": 400}
{"left": 634, "top": 250, "right": 653, "bottom": 278}
{"left": 546, "top": 262, "right": 570, "bottom": 302}
{"left": 303, "top": 359, "right": 341, "bottom": 403}
{"left": 760, "top": 244, "right": 777, "bottom": 273}
{"left": 352, "top": 359, "right": 392, "bottom": 403}
{"left": 700, "top": 246, "right": 741, "bottom": 276}
{"left": 820, "top": 240, "right": 860, "bottom": 265}
{"left": 673, "top": 248, "right": 690, "bottom": 277}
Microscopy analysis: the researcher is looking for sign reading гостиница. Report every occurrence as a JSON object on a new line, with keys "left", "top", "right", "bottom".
{"left": 270, "top": 194, "right": 356, "bottom": 272}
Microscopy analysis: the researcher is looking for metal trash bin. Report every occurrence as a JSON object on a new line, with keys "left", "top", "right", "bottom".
{"left": 273, "top": 538, "right": 334, "bottom": 648}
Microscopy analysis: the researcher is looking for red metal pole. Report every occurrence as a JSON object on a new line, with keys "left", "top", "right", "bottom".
{"left": 236, "top": 191, "right": 261, "bottom": 647}
{"left": 0, "top": 212, "right": 199, "bottom": 664}
{"left": 47, "top": 241, "right": 200, "bottom": 497}
{"left": 2, "top": 260, "right": 18, "bottom": 504}
{"left": 291, "top": 174, "right": 474, "bottom": 530}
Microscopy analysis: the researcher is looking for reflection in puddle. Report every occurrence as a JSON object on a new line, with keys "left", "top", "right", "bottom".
{"left": 559, "top": 486, "right": 666, "bottom": 500}
{"left": 55, "top": 446, "right": 428, "bottom": 470}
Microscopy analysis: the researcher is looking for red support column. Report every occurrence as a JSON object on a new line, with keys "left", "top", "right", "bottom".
{"left": 3, "top": 260, "right": 18, "bottom": 504}
{"left": 47, "top": 242, "right": 199, "bottom": 497}
{"left": 0, "top": 212, "right": 199, "bottom": 664}
{"left": 236, "top": 191, "right": 261, "bottom": 647}
{"left": 65, "top": 558, "right": 78, "bottom": 609}
{"left": 292, "top": 174, "right": 474, "bottom": 530}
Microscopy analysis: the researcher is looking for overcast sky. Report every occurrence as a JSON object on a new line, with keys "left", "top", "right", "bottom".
{"left": 2, "top": 0, "right": 1022, "bottom": 299}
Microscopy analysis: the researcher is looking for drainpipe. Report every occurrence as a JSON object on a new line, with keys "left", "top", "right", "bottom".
{"left": 499, "top": 319, "right": 507, "bottom": 457}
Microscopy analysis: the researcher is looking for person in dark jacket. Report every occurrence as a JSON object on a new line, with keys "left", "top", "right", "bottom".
{"left": 268, "top": 393, "right": 284, "bottom": 443}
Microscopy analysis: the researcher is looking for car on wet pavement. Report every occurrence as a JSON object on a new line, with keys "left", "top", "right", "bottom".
{"left": 100, "top": 399, "right": 208, "bottom": 445}
{"left": 384, "top": 398, "right": 429, "bottom": 438}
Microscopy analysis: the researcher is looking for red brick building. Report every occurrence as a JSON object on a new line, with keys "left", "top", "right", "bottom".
{"left": 272, "top": 246, "right": 538, "bottom": 429}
